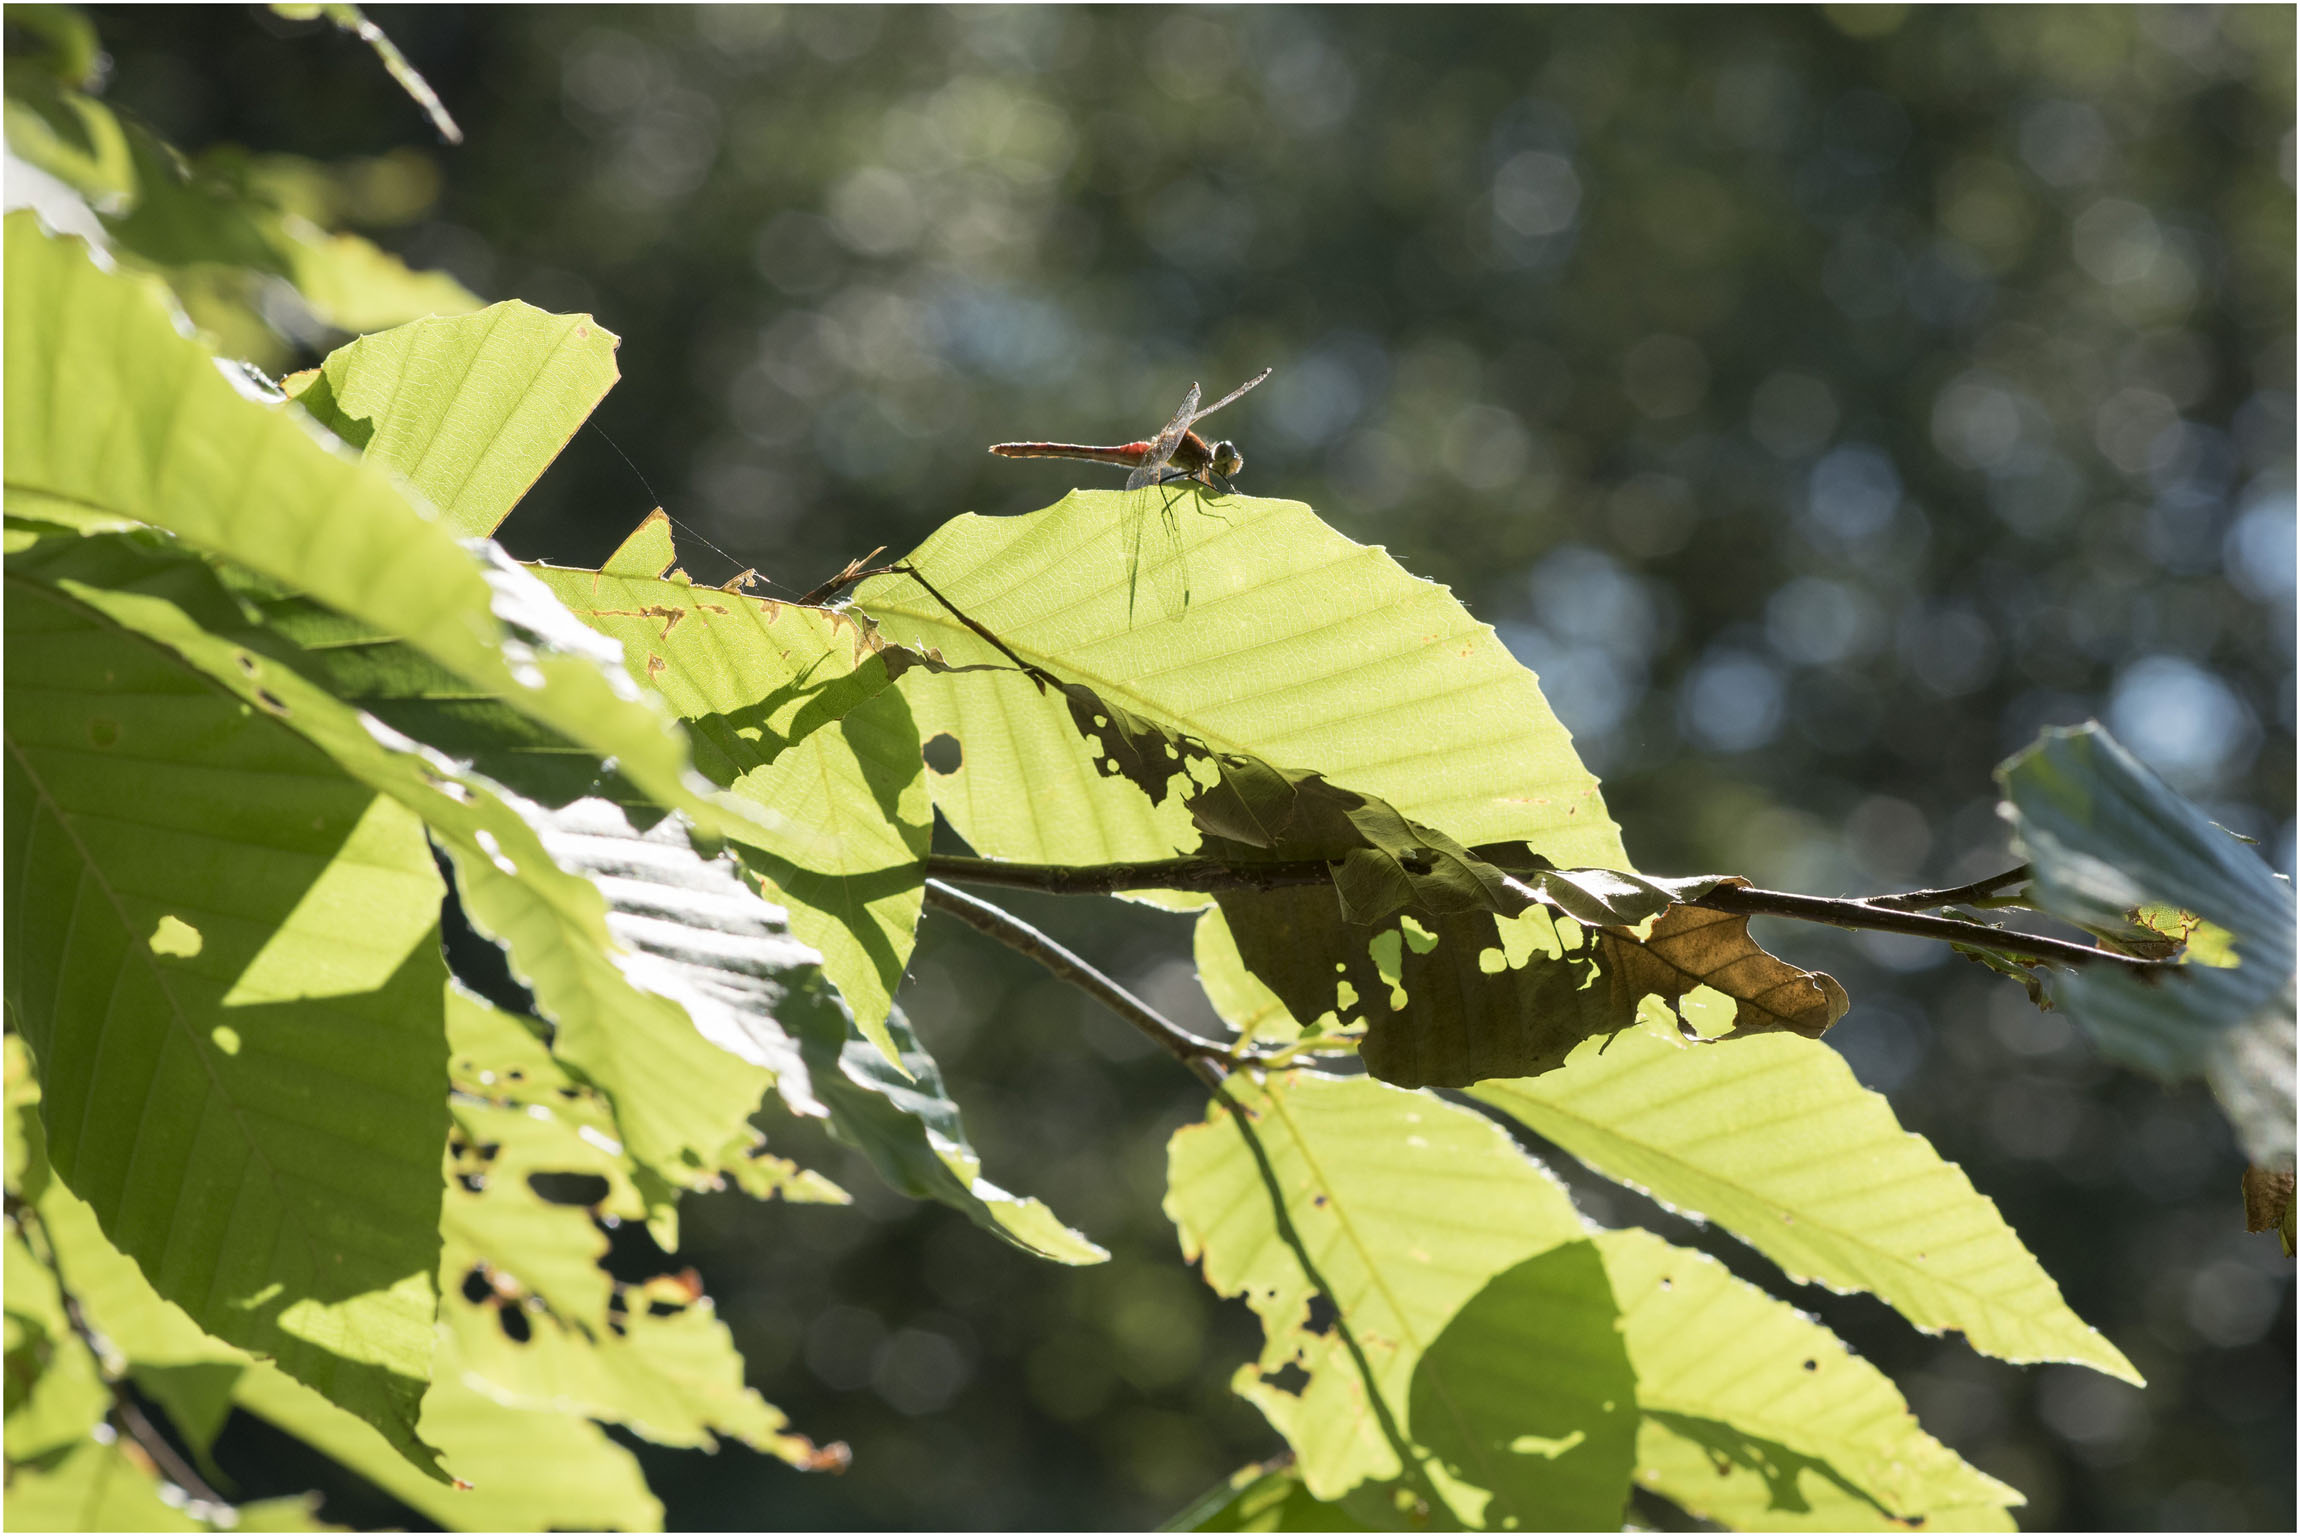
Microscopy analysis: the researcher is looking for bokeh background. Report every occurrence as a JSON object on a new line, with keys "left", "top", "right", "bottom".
{"left": 82, "top": 4, "right": 2292, "bottom": 1529}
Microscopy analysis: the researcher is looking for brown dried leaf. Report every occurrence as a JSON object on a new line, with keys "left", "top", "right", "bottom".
{"left": 1600, "top": 894, "right": 1849, "bottom": 1041}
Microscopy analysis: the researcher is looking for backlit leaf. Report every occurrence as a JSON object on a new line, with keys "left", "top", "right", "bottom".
{"left": 1471, "top": 1028, "right": 2139, "bottom": 1383}
{"left": 1598, "top": 1228, "right": 2019, "bottom": 1531}
{"left": 1166, "top": 1072, "right": 1631, "bottom": 1527}
{"left": 532, "top": 544, "right": 928, "bottom": 1053}
{"left": 856, "top": 491, "right": 1625, "bottom": 875}
{"left": 290, "top": 303, "right": 616, "bottom": 537}
{"left": 5, "top": 575, "right": 449, "bottom": 1470}
{"left": 1999, "top": 723, "right": 2296, "bottom": 1168}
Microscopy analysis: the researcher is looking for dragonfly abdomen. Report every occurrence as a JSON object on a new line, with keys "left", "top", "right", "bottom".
{"left": 987, "top": 441, "right": 1154, "bottom": 467}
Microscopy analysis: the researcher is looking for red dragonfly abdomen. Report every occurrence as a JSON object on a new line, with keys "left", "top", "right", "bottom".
{"left": 987, "top": 433, "right": 1217, "bottom": 474}
{"left": 988, "top": 440, "right": 1154, "bottom": 469}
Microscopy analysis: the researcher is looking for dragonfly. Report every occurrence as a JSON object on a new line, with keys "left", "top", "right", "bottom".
{"left": 989, "top": 368, "right": 1273, "bottom": 618}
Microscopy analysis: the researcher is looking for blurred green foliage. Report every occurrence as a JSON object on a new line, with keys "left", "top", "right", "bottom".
{"left": 37, "top": 4, "right": 2293, "bottom": 1529}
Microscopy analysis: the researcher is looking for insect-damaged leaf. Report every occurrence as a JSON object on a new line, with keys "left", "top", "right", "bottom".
{"left": 1011, "top": 665, "right": 1827, "bottom": 1088}
{"left": 1214, "top": 878, "right": 1843, "bottom": 1090}
{"left": 532, "top": 519, "right": 929, "bottom": 1062}
{"left": 860, "top": 491, "right": 1627, "bottom": 878}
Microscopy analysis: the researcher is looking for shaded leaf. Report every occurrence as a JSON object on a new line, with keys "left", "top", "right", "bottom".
{"left": 1601, "top": 893, "right": 1849, "bottom": 1040}
{"left": 785, "top": 989, "right": 1107, "bottom": 1265}
{"left": 1598, "top": 1228, "right": 2018, "bottom": 1531}
{"left": 1165, "top": 1073, "right": 1626, "bottom": 1525}
{"left": 1999, "top": 723, "right": 2296, "bottom": 1168}
{"left": 1471, "top": 1027, "right": 2140, "bottom": 1382}
{"left": 1216, "top": 881, "right": 1841, "bottom": 1090}
{"left": 5, "top": 575, "right": 449, "bottom": 1471}
{"left": 532, "top": 544, "right": 928, "bottom": 1051}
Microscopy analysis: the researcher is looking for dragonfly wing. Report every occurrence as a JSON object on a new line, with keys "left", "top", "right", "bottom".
{"left": 1125, "top": 383, "right": 1200, "bottom": 491}
{"left": 1116, "top": 484, "right": 1191, "bottom": 621}
{"left": 1188, "top": 367, "right": 1273, "bottom": 426}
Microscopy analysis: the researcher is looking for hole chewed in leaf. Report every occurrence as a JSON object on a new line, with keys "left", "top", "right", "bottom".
{"left": 922, "top": 731, "right": 962, "bottom": 775}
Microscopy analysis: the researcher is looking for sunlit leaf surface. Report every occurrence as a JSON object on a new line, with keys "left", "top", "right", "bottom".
{"left": 1473, "top": 1028, "right": 2139, "bottom": 1382}
{"left": 1166, "top": 1073, "right": 1632, "bottom": 1527}
{"left": 858, "top": 490, "right": 1625, "bottom": 873}
{"left": 5, "top": 576, "right": 449, "bottom": 1469}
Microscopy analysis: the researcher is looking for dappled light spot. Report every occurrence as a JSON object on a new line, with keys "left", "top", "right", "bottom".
{"left": 148, "top": 913, "right": 202, "bottom": 957}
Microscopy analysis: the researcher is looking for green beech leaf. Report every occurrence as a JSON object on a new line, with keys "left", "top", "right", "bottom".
{"left": 1470, "top": 1026, "right": 2140, "bottom": 1383}
{"left": 3, "top": 1438, "right": 206, "bottom": 1532}
{"left": 856, "top": 490, "right": 1626, "bottom": 874}
{"left": 1598, "top": 1228, "right": 2019, "bottom": 1531}
{"left": 1999, "top": 723, "right": 2296, "bottom": 1168}
{"left": 6, "top": 525, "right": 808, "bottom": 1204}
{"left": 440, "top": 991, "right": 844, "bottom": 1467}
{"left": 269, "top": 221, "right": 480, "bottom": 337}
{"left": 5, "top": 577, "right": 449, "bottom": 1470}
{"left": 31, "top": 1160, "right": 664, "bottom": 1532}
{"left": 787, "top": 990, "right": 1107, "bottom": 1264}
{"left": 3, "top": 1231, "right": 110, "bottom": 1460}
{"left": 289, "top": 303, "right": 615, "bottom": 537}
{"left": 234, "top": 1361, "right": 664, "bottom": 1533}
{"left": 1165, "top": 1072, "right": 1632, "bottom": 1527}
{"left": 532, "top": 538, "right": 929, "bottom": 1054}
{"left": 2, "top": 214, "right": 775, "bottom": 855}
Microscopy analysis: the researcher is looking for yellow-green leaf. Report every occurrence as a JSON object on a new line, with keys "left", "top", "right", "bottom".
{"left": 1472, "top": 1028, "right": 2139, "bottom": 1382}
{"left": 1166, "top": 1072, "right": 1631, "bottom": 1527}
{"left": 858, "top": 491, "right": 1624, "bottom": 875}
{"left": 1599, "top": 1228, "right": 2019, "bottom": 1531}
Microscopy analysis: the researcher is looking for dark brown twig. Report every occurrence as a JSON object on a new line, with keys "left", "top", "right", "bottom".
{"left": 1868, "top": 865, "right": 2033, "bottom": 912}
{"left": 1653, "top": 882, "right": 2160, "bottom": 973}
{"left": 922, "top": 854, "right": 2169, "bottom": 975}
{"left": 922, "top": 880, "right": 1272, "bottom": 1076}
{"left": 929, "top": 853, "right": 1331, "bottom": 897}
{"left": 882, "top": 565, "right": 1053, "bottom": 689}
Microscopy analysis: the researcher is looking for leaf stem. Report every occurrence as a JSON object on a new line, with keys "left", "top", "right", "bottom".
{"left": 922, "top": 854, "right": 2167, "bottom": 975}
{"left": 921, "top": 880, "right": 1272, "bottom": 1076}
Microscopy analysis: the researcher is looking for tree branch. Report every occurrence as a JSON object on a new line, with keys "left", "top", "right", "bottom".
{"left": 1868, "top": 865, "right": 2032, "bottom": 911}
{"left": 1688, "top": 882, "right": 2161, "bottom": 974}
{"left": 922, "top": 854, "right": 2169, "bottom": 975}
{"left": 921, "top": 880, "right": 1269, "bottom": 1079}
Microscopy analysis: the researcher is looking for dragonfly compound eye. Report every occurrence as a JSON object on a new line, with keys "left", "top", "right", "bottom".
{"left": 1210, "top": 441, "right": 1244, "bottom": 478}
